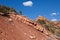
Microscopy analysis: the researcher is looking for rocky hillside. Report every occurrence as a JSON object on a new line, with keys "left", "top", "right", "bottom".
{"left": 35, "top": 16, "right": 60, "bottom": 39}
{"left": 0, "top": 5, "right": 59, "bottom": 40}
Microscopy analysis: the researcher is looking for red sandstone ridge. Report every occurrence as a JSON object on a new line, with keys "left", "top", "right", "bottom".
{"left": 35, "top": 16, "right": 60, "bottom": 40}
{"left": 0, "top": 13, "right": 58, "bottom": 40}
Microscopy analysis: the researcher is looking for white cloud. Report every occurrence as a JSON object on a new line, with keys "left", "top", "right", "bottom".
{"left": 51, "top": 19, "right": 57, "bottom": 21}
{"left": 23, "top": 1, "right": 33, "bottom": 7}
{"left": 51, "top": 13, "right": 57, "bottom": 16}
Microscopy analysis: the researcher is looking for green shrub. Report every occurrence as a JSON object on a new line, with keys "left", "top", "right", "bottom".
{"left": 0, "top": 5, "right": 9, "bottom": 13}
{"left": 37, "top": 19, "right": 46, "bottom": 24}
{"left": 0, "top": 5, "right": 16, "bottom": 14}
{"left": 0, "top": 5, "right": 17, "bottom": 17}
{"left": 49, "top": 27, "right": 55, "bottom": 33}
{"left": 44, "top": 24, "right": 55, "bottom": 33}
{"left": 43, "top": 24, "right": 49, "bottom": 30}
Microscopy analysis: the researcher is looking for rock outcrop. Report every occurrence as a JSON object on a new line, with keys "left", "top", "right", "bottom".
{"left": 0, "top": 13, "right": 58, "bottom": 40}
{"left": 35, "top": 16, "right": 60, "bottom": 40}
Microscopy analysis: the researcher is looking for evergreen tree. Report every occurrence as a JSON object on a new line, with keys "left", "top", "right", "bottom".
{"left": 19, "top": 10, "right": 22, "bottom": 15}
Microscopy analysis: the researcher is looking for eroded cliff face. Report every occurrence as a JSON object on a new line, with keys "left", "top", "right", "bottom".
{"left": 0, "top": 13, "right": 58, "bottom": 40}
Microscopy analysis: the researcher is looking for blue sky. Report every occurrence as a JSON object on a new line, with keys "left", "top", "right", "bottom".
{"left": 0, "top": 0, "right": 60, "bottom": 21}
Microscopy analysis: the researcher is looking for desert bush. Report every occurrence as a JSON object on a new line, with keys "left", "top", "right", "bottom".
{"left": 49, "top": 27, "right": 55, "bottom": 33}
{"left": 37, "top": 19, "right": 46, "bottom": 24}
{"left": 0, "top": 5, "right": 17, "bottom": 17}
{"left": 43, "top": 24, "right": 55, "bottom": 33}
{"left": 0, "top": 5, "right": 16, "bottom": 15}
{"left": 43, "top": 24, "right": 49, "bottom": 30}
{"left": 9, "top": 8, "right": 16, "bottom": 12}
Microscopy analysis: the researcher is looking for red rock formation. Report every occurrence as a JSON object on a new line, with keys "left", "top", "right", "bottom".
{"left": 35, "top": 16, "right": 60, "bottom": 40}
{"left": 0, "top": 13, "right": 58, "bottom": 40}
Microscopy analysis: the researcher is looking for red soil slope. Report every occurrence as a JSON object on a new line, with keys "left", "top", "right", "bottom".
{"left": 0, "top": 14, "right": 58, "bottom": 40}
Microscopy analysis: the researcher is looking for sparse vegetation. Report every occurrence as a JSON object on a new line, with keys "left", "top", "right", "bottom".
{"left": 49, "top": 27, "right": 55, "bottom": 33}
{"left": 37, "top": 19, "right": 46, "bottom": 24}
{"left": 55, "top": 29, "right": 60, "bottom": 37}
{"left": 43, "top": 24, "right": 55, "bottom": 33}
{"left": 0, "top": 5, "right": 23, "bottom": 17}
{"left": 43, "top": 24, "right": 49, "bottom": 30}
{"left": 0, "top": 5, "right": 16, "bottom": 13}
{"left": 0, "top": 5, "right": 16, "bottom": 16}
{"left": 0, "top": 5, "right": 9, "bottom": 14}
{"left": 37, "top": 19, "right": 55, "bottom": 34}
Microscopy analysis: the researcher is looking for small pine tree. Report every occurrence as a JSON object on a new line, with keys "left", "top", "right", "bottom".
{"left": 19, "top": 10, "right": 22, "bottom": 15}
